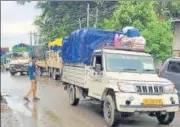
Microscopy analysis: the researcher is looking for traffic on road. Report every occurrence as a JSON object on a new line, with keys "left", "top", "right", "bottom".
{"left": 1, "top": 1, "right": 180, "bottom": 127}
{"left": 1, "top": 72, "right": 180, "bottom": 127}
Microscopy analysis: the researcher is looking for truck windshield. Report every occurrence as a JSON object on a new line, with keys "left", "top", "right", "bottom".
{"left": 12, "top": 52, "right": 28, "bottom": 58}
{"left": 105, "top": 53, "right": 155, "bottom": 73}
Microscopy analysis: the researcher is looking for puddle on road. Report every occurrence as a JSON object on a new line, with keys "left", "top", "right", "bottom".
{"left": 4, "top": 97, "right": 64, "bottom": 127}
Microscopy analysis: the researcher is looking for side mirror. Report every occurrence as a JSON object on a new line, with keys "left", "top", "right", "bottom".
{"left": 95, "top": 64, "right": 101, "bottom": 73}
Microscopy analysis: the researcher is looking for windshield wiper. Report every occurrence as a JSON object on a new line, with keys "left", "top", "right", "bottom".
{"left": 122, "top": 68, "right": 137, "bottom": 71}
{"left": 143, "top": 69, "right": 155, "bottom": 72}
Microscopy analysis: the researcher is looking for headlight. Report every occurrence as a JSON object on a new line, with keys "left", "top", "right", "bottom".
{"left": 164, "top": 84, "right": 175, "bottom": 93}
{"left": 117, "top": 82, "right": 136, "bottom": 93}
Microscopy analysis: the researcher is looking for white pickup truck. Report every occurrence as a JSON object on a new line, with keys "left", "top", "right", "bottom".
{"left": 62, "top": 48, "right": 179, "bottom": 126}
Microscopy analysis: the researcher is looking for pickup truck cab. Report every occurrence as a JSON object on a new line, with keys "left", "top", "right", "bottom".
{"left": 62, "top": 48, "right": 179, "bottom": 126}
{"left": 9, "top": 52, "right": 29, "bottom": 76}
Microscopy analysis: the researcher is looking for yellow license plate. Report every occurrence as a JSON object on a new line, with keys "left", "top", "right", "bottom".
{"left": 143, "top": 99, "right": 163, "bottom": 105}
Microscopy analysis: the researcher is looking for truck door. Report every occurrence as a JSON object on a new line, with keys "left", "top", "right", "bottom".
{"left": 89, "top": 54, "right": 104, "bottom": 99}
{"left": 164, "top": 61, "right": 180, "bottom": 93}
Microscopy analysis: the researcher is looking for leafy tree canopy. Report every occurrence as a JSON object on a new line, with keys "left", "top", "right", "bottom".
{"left": 18, "top": 1, "right": 180, "bottom": 59}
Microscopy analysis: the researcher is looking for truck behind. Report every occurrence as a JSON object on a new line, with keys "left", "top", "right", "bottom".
{"left": 33, "top": 39, "right": 63, "bottom": 80}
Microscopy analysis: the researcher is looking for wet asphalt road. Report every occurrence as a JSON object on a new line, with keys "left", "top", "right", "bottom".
{"left": 1, "top": 72, "right": 180, "bottom": 127}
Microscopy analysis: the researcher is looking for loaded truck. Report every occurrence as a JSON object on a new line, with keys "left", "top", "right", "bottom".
{"left": 33, "top": 44, "right": 63, "bottom": 80}
{"left": 61, "top": 28, "right": 180, "bottom": 126}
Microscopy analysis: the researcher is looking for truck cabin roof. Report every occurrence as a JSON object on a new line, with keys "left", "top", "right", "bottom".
{"left": 167, "top": 57, "right": 180, "bottom": 62}
{"left": 94, "top": 49, "right": 151, "bottom": 57}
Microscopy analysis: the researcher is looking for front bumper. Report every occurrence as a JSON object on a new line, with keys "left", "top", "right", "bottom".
{"left": 10, "top": 66, "right": 28, "bottom": 72}
{"left": 115, "top": 93, "right": 180, "bottom": 113}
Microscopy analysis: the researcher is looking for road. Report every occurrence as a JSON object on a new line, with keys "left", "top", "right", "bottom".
{"left": 1, "top": 72, "right": 180, "bottom": 127}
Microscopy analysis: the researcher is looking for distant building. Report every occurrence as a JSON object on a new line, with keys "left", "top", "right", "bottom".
{"left": 172, "top": 19, "right": 180, "bottom": 57}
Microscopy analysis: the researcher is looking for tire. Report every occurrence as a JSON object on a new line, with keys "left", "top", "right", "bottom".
{"left": 59, "top": 69, "right": 63, "bottom": 82}
{"left": 52, "top": 69, "right": 58, "bottom": 80}
{"left": 156, "top": 112, "right": 175, "bottom": 125}
{"left": 10, "top": 72, "right": 15, "bottom": 76}
{"left": 69, "top": 85, "right": 79, "bottom": 106}
{"left": 48, "top": 68, "right": 52, "bottom": 77}
{"left": 103, "top": 95, "right": 119, "bottom": 127}
{"left": 20, "top": 72, "right": 23, "bottom": 76}
{"left": 38, "top": 67, "right": 43, "bottom": 76}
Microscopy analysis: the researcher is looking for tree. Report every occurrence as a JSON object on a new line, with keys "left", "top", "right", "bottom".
{"left": 32, "top": 1, "right": 118, "bottom": 43}
{"left": 99, "top": 1, "right": 173, "bottom": 60}
{"left": 142, "top": 21, "right": 173, "bottom": 60}
{"left": 98, "top": 1, "right": 157, "bottom": 30}
{"left": 154, "top": 1, "right": 180, "bottom": 20}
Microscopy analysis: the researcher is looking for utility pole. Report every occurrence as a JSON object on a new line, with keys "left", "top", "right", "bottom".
{"left": 94, "top": 7, "right": 98, "bottom": 28}
{"left": 33, "top": 31, "right": 38, "bottom": 45}
{"left": 79, "top": 18, "right": 82, "bottom": 29}
{"left": 29, "top": 31, "right": 33, "bottom": 46}
{"left": 29, "top": 31, "right": 33, "bottom": 57}
{"left": 87, "top": 3, "right": 90, "bottom": 27}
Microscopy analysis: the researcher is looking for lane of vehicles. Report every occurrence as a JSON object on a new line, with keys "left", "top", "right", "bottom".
{"left": 61, "top": 27, "right": 179, "bottom": 126}
{"left": 30, "top": 27, "right": 179, "bottom": 126}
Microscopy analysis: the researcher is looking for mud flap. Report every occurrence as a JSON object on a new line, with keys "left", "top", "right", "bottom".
{"left": 75, "top": 86, "right": 83, "bottom": 98}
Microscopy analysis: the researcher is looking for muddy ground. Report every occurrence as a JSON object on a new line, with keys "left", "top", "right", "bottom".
{"left": 1, "top": 72, "right": 180, "bottom": 127}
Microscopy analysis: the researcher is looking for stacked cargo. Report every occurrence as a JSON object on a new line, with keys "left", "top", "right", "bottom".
{"left": 114, "top": 26, "right": 146, "bottom": 51}
{"left": 36, "top": 38, "right": 63, "bottom": 80}
{"left": 62, "top": 27, "right": 145, "bottom": 65}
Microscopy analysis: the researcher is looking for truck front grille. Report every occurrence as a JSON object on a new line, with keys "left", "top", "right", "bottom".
{"left": 136, "top": 84, "right": 164, "bottom": 94}
{"left": 14, "top": 65, "right": 22, "bottom": 68}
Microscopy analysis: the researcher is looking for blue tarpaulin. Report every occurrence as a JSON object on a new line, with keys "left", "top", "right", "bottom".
{"left": 62, "top": 28, "right": 122, "bottom": 65}
{"left": 50, "top": 46, "right": 62, "bottom": 51}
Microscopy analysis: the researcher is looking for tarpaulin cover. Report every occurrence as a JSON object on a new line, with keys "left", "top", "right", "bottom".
{"left": 13, "top": 43, "right": 28, "bottom": 48}
{"left": 62, "top": 28, "right": 121, "bottom": 65}
{"left": 50, "top": 46, "right": 62, "bottom": 51}
{"left": 48, "top": 38, "right": 63, "bottom": 47}
{"left": 29, "top": 45, "right": 48, "bottom": 59}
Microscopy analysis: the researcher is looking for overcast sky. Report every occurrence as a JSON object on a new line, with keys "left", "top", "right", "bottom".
{"left": 1, "top": 1, "right": 41, "bottom": 50}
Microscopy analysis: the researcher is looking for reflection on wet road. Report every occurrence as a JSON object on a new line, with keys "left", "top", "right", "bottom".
{"left": 1, "top": 72, "right": 180, "bottom": 127}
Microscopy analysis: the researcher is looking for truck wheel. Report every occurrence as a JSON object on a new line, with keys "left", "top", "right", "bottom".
{"left": 38, "top": 67, "right": 42, "bottom": 76}
{"left": 48, "top": 68, "right": 52, "bottom": 77}
{"left": 52, "top": 69, "right": 58, "bottom": 80}
{"left": 10, "top": 72, "right": 15, "bottom": 76}
{"left": 103, "top": 95, "right": 119, "bottom": 127}
{"left": 69, "top": 85, "right": 79, "bottom": 106}
{"left": 156, "top": 112, "right": 175, "bottom": 125}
